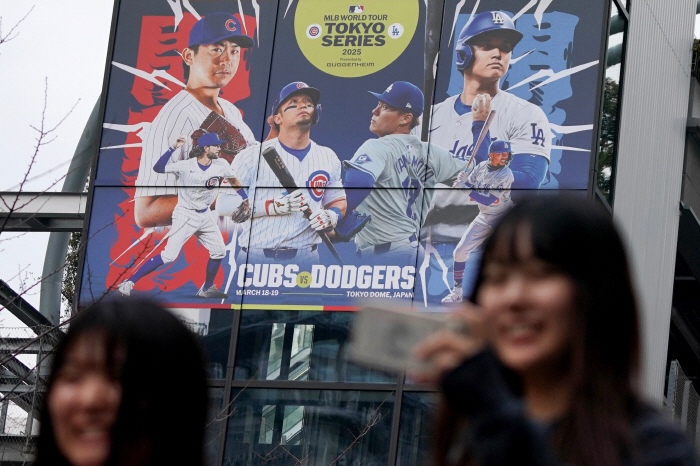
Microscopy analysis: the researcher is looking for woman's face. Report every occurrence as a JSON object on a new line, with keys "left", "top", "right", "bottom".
{"left": 476, "top": 236, "right": 577, "bottom": 376}
{"left": 48, "top": 335, "right": 122, "bottom": 466}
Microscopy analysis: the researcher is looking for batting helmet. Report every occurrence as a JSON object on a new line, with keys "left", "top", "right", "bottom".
{"left": 455, "top": 11, "right": 523, "bottom": 72}
{"left": 487, "top": 139, "right": 513, "bottom": 167}
{"left": 271, "top": 82, "right": 322, "bottom": 124}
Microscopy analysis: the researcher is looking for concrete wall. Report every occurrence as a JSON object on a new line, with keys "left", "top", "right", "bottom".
{"left": 614, "top": 0, "right": 696, "bottom": 402}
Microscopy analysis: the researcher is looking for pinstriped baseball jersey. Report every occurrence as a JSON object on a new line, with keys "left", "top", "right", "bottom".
{"left": 135, "top": 90, "right": 256, "bottom": 197}
{"left": 462, "top": 161, "right": 514, "bottom": 215}
{"left": 424, "top": 92, "right": 550, "bottom": 163}
{"left": 165, "top": 158, "right": 236, "bottom": 211}
{"left": 345, "top": 133, "right": 467, "bottom": 247}
{"left": 232, "top": 138, "right": 345, "bottom": 249}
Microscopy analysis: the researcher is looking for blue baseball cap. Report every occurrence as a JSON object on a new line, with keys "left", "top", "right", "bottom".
{"left": 368, "top": 81, "right": 424, "bottom": 116}
{"left": 489, "top": 140, "right": 511, "bottom": 153}
{"left": 189, "top": 12, "right": 254, "bottom": 48}
{"left": 198, "top": 132, "right": 227, "bottom": 148}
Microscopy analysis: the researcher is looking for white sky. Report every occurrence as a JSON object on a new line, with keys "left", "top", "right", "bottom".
{"left": 0, "top": 0, "right": 114, "bottom": 318}
{"left": 0, "top": 4, "right": 698, "bottom": 319}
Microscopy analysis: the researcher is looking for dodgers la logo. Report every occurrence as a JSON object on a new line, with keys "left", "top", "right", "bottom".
{"left": 307, "top": 170, "right": 330, "bottom": 202}
{"left": 491, "top": 12, "right": 505, "bottom": 25}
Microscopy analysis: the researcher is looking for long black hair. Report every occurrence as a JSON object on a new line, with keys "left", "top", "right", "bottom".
{"left": 436, "top": 195, "right": 640, "bottom": 466}
{"left": 35, "top": 298, "right": 209, "bottom": 466}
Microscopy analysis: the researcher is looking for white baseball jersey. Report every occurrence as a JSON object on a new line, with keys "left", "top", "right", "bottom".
{"left": 136, "top": 90, "right": 256, "bottom": 197}
{"left": 462, "top": 161, "right": 514, "bottom": 215}
{"left": 165, "top": 158, "right": 237, "bottom": 211}
{"left": 425, "top": 91, "right": 551, "bottom": 165}
{"left": 232, "top": 138, "right": 344, "bottom": 249}
{"left": 345, "top": 133, "right": 468, "bottom": 247}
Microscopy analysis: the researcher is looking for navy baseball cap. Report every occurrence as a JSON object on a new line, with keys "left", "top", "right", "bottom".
{"left": 272, "top": 82, "right": 322, "bottom": 114}
{"left": 368, "top": 81, "right": 424, "bottom": 116}
{"left": 489, "top": 140, "right": 511, "bottom": 153}
{"left": 198, "top": 132, "right": 227, "bottom": 148}
{"left": 189, "top": 12, "right": 254, "bottom": 48}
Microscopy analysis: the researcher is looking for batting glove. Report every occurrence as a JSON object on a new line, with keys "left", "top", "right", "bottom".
{"left": 308, "top": 208, "right": 339, "bottom": 232}
{"left": 268, "top": 190, "right": 308, "bottom": 215}
{"left": 232, "top": 199, "right": 252, "bottom": 223}
{"left": 453, "top": 171, "right": 471, "bottom": 189}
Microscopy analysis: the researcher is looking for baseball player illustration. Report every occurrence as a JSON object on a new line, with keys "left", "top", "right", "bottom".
{"left": 417, "top": 10, "right": 551, "bottom": 298}
{"left": 134, "top": 12, "right": 258, "bottom": 229}
{"left": 225, "top": 82, "right": 346, "bottom": 264}
{"left": 341, "top": 81, "right": 468, "bottom": 260}
{"left": 118, "top": 132, "right": 251, "bottom": 299}
{"left": 442, "top": 140, "right": 514, "bottom": 303}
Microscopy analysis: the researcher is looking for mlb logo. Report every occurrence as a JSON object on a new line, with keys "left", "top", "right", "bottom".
{"left": 349, "top": 5, "right": 364, "bottom": 13}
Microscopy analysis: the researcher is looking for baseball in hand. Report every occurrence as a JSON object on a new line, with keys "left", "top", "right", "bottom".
{"left": 172, "top": 134, "right": 186, "bottom": 149}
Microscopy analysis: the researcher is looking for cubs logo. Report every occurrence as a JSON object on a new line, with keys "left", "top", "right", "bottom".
{"left": 306, "top": 170, "right": 330, "bottom": 202}
{"left": 206, "top": 176, "right": 222, "bottom": 190}
{"left": 491, "top": 12, "right": 505, "bottom": 25}
{"left": 306, "top": 24, "right": 322, "bottom": 39}
{"left": 297, "top": 82, "right": 309, "bottom": 89}
{"left": 225, "top": 19, "right": 237, "bottom": 32}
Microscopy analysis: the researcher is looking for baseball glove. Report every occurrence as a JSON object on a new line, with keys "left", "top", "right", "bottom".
{"left": 189, "top": 111, "right": 248, "bottom": 163}
{"left": 334, "top": 210, "right": 371, "bottom": 242}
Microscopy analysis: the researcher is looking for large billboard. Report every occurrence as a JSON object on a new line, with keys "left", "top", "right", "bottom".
{"left": 80, "top": 0, "right": 607, "bottom": 310}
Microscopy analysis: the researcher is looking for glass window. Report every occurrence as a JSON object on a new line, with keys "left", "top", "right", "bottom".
{"left": 206, "top": 388, "right": 225, "bottom": 466}
{"left": 168, "top": 308, "right": 233, "bottom": 379}
{"left": 222, "top": 389, "right": 395, "bottom": 466}
{"left": 596, "top": 2, "right": 627, "bottom": 206}
{"left": 396, "top": 392, "right": 438, "bottom": 466}
{"left": 234, "top": 311, "right": 395, "bottom": 383}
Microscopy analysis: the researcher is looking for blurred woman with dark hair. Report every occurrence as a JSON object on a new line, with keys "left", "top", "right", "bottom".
{"left": 34, "top": 298, "right": 208, "bottom": 466}
{"left": 414, "top": 196, "right": 695, "bottom": 466}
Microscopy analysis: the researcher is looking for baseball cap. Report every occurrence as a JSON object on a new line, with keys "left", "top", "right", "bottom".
{"left": 189, "top": 12, "right": 254, "bottom": 48}
{"left": 489, "top": 140, "right": 511, "bottom": 153}
{"left": 198, "top": 132, "right": 227, "bottom": 148}
{"left": 368, "top": 81, "right": 424, "bottom": 116}
{"left": 272, "top": 82, "right": 322, "bottom": 114}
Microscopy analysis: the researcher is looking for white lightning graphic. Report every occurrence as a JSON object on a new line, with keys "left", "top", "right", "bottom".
{"left": 418, "top": 242, "right": 452, "bottom": 307}
{"left": 533, "top": 0, "right": 554, "bottom": 30}
{"left": 512, "top": 0, "right": 538, "bottom": 21}
{"left": 509, "top": 49, "right": 535, "bottom": 65}
{"left": 237, "top": 0, "right": 248, "bottom": 35}
{"left": 112, "top": 61, "right": 186, "bottom": 90}
{"left": 111, "top": 229, "right": 154, "bottom": 265}
{"left": 252, "top": 0, "right": 260, "bottom": 45}
{"left": 505, "top": 60, "right": 598, "bottom": 92}
{"left": 284, "top": 0, "right": 296, "bottom": 18}
{"left": 449, "top": 0, "right": 473, "bottom": 46}
{"left": 182, "top": 0, "right": 200, "bottom": 20}
{"left": 551, "top": 124, "right": 593, "bottom": 134}
{"left": 166, "top": 0, "right": 184, "bottom": 32}
{"left": 550, "top": 146, "right": 590, "bottom": 152}
{"left": 133, "top": 229, "right": 172, "bottom": 269}
{"left": 221, "top": 223, "right": 240, "bottom": 304}
{"left": 166, "top": 0, "right": 201, "bottom": 31}
{"left": 100, "top": 122, "right": 150, "bottom": 150}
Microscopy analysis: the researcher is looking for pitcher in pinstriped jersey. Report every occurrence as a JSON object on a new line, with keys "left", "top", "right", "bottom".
{"left": 134, "top": 13, "right": 257, "bottom": 229}
{"left": 118, "top": 132, "right": 250, "bottom": 299}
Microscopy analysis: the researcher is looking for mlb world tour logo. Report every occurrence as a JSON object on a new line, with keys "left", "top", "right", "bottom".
{"left": 295, "top": 0, "right": 418, "bottom": 77}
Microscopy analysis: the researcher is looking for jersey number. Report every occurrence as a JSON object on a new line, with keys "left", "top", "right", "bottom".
{"left": 402, "top": 177, "right": 422, "bottom": 220}
{"left": 531, "top": 124, "right": 546, "bottom": 147}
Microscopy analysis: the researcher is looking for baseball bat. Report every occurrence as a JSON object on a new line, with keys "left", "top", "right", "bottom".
{"left": 465, "top": 109, "right": 496, "bottom": 171}
{"left": 261, "top": 146, "right": 344, "bottom": 265}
